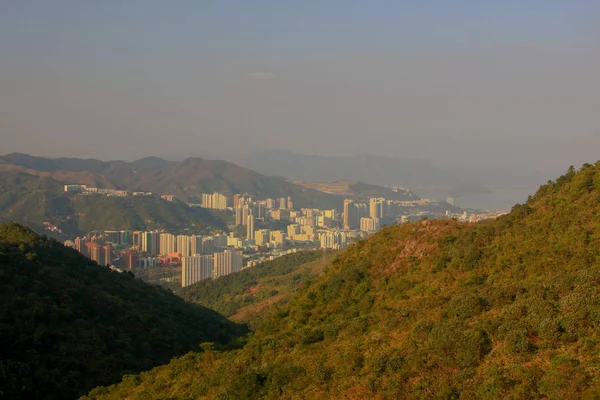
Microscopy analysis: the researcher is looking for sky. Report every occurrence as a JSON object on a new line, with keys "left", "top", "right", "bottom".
{"left": 1, "top": 1, "right": 599, "bottom": 173}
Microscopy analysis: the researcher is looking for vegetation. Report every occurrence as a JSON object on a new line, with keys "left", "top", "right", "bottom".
{"left": 179, "top": 250, "right": 330, "bottom": 325}
{"left": 70, "top": 195, "right": 223, "bottom": 234}
{"left": 0, "top": 223, "right": 246, "bottom": 399}
{"left": 86, "top": 162, "right": 600, "bottom": 399}
{"left": 0, "top": 171, "right": 224, "bottom": 236}
{"left": 0, "top": 153, "right": 342, "bottom": 209}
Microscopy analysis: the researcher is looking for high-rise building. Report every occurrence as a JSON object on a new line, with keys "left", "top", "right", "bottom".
{"left": 104, "top": 231, "right": 122, "bottom": 245}
{"left": 256, "top": 202, "right": 267, "bottom": 220}
{"left": 316, "top": 215, "right": 332, "bottom": 227}
{"left": 121, "top": 251, "right": 139, "bottom": 270}
{"left": 319, "top": 231, "right": 347, "bottom": 249}
{"left": 142, "top": 231, "right": 160, "bottom": 254}
{"left": 132, "top": 231, "right": 144, "bottom": 249}
{"left": 297, "top": 216, "right": 315, "bottom": 227}
{"left": 235, "top": 205, "right": 244, "bottom": 225}
{"left": 190, "top": 235, "right": 203, "bottom": 255}
{"left": 270, "top": 231, "right": 287, "bottom": 247}
{"left": 233, "top": 194, "right": 240, "bottom": 208}
{"left": 138, "top": 257, "right": 158, "bottom": 268}
{"left": 213, "top": 250, "right": 243, "bottom": 278}
{"left": 242, "top": 205, "right": 251, "bottom": 226}
{"left": 279, "top": 197, "right": 287, "bottom": 210}
{"left": 247, "top": 215, "right": 255, "bottom": 240}
{"left": 266, "top": 198, "right": 275, "bottom": 209}
{"left": 177, "top": 235, "right": 192, "bottom": 257}
{"left": 324, "top": 209, "right": 336, "bottom": 219}
{"left": 360, "top": 217, "right": 380, "bottom": 233}
{"left": 369, "top": 198, "right": 385, "bottom": 220}
{"left": 343, "top": 199, "right": 356, "bottom": 229}
{"left": 159, "top": 233, "right": 176, "bottom": 255}
{"left": 182, "top": 255, "right": 214, "bottom": 287}
{"left": 287, "top": 224, "right": 300, "bottom": 237}
{"left": 202, "top": 193, "right": 212, "bottom": 208}
{"left": 270, "top": 209, "right": 290, "bottom": 221}
{"left": 202, "top": 237, "right": 215, "bottom": 254}
{"left": 356, "top": 203, "right": 368, "bottom": 222}
{"left": 227, "top": 236, "right": 243, "bottom": 248}
{"left": 213, "top": 234, "right": 228, "bottom": 248}
{"left": 202, "top": 192, "right": 228, "bottom": 210}
{"left": 212, "top": 192, "right": 228, "bottom": 210}
{"left": 255, "top": 229, "right": 270, "bottom": 246}
{"left": 88, "top": 243, "right": 112, "bottom": 266}
{"left": 75, "top": 237, "right": 89, "bottom": 256}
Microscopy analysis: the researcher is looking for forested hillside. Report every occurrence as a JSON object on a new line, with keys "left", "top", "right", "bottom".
{"left": 0, "top": 153, "right": 342, "bottom": 209}
{"left": 86, "top": 162, "right": 600, "bottom": 399}
{"left": 0, "top": 171, "right": 224, "bottom": 236}
{"left": 0, "top": 223, "right": 246, "bottom": 399}
{"left": 179, "top": 250, "right": 331, "bottom": 325}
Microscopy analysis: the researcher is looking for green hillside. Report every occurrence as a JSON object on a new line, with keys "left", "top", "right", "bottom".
{"left": 0, "top": 154, "right": 342, "bottom": 209}
{"left": 0, "top": 172, "right": 224, "bottom": 236}
{"left": 0, "top": 223, "right": 246, "bottom": 399}
{"left": 70, "top": 195, "right": 223, "bottom": 234}
{"left": 179, "top": 250, "right": 331, "bottom": 325}
{"left": 85, "top": 162, "right": 600, "bottom": 399}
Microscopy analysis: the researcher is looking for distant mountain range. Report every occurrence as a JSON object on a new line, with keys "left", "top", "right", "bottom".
{"left": 231, "top": 150, "right": 490, "bottom": 198}
{"left": 294, "top": 180, "right": 418, "bottom": 201}
{"left": 0, "top": 153, "right": 341, "bottom": 209}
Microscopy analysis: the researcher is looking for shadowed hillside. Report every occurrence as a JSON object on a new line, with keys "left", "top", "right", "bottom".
{"left": 0, "top": 223, "right": 247, "bottom": 399}
{"left": 85, "top": 162, "right": 600, "bottom": 399}
{"left": 179, "top": 250, "right": 332, "bottom": 327}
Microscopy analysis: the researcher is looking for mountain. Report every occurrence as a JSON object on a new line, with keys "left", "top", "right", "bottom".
{"left": 233, "top": 150, "right": 490, "bottom": 198}
{"left": 85, "top": 162, "right": 600, "bottom": 399}
{"left": 294, "top": 180, "right": 418, "bottom": 201}
{"left": 0, "top": 223, "right": 246, "bottom": 399}
{"left": 179, "top": 250, "right": 331, "bottom": 327}
{"left": 0, "top": 153, "right": 342, "bottom": 209}
{"left": 0, "top": 171, "right": 225, "bottom": 237}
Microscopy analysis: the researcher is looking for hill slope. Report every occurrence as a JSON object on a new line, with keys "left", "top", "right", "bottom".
{"left": 294, "top": 180, "right": 419, "bottom": 201}
{"left": 86, "top": 162, "right": 600, "bottom": 399}
{"left": 179, "top": 250, "right": 331, "bottom": 326}
{"left": 0, "top": 223, "right": 246, "bottom": 399}
{"left": 0, "top": 153, "right": 342, "bottom": 209}
{"left": 0, "top": 171, "right": 224, "bottom": 236}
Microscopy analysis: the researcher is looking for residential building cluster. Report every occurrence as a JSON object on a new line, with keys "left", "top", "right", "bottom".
{"left": 66, "top": 188, "right": 503, "bottom": 289}
{"left": 64, "top": 184, "right": 152, "bottom": 197}
{"left": 201, "top": 192, "right": 228, "bottom": 210}
{"left": 69, "top": 229, "right": 245, "bottom": 287}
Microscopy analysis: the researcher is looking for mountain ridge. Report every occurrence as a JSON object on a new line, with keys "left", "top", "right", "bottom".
{"left": 231, "top": 150, "right": 490, "bottom": 198}
{"left": 0, "top": 153, "right": 342, "bottom": 209}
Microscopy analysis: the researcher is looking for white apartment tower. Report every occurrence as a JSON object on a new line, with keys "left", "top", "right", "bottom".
{"left": 182, "top": 255, "right": 214, "bottom": 287}
{"left": 213, "top": 250, "right": 243, "bottom": 278}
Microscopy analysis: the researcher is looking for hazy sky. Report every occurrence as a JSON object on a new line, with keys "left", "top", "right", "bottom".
{"left": 1, "top": 1, "right": 599, "bottom": 171}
